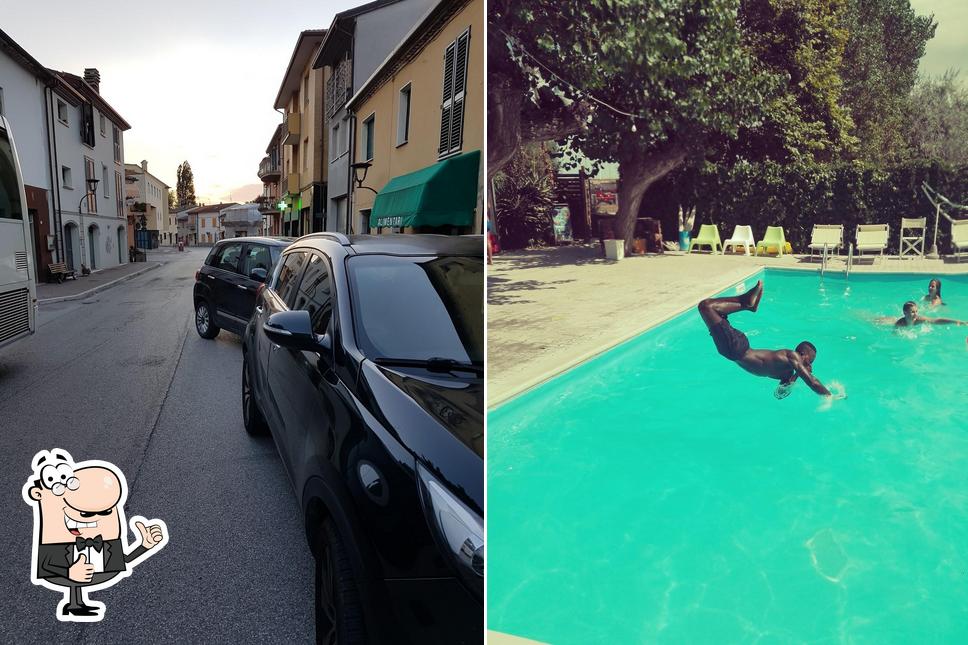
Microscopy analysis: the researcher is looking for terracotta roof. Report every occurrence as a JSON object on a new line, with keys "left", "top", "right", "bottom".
{"left": 187, "top": 203, "right": 238, "bottom": 214}
{"left": 54, "top": 71, "right": 131, "bottom": 131}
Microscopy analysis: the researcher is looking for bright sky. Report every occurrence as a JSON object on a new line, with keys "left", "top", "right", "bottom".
{"left": 2, "top": 0, "right": 364, "bottom": 204}
{"left": 910, "top": 0, "right": 968, "bottom": 81}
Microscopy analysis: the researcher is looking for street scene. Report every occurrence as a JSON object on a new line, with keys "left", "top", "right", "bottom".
{"left": 488, "top": 0, "right": 968, "bottom": 643}
{"left": 2, "top": 0, "right": 483, "bottom": 642}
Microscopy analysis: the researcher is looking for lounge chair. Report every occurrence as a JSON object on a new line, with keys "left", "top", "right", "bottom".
{"left": 723, "top": 225, "right": 755, "bottom": 255}
{"left": 855, "top": 224, "right": 889, "bottom": 262}
{"left": 688, "top": 224, "right": 722, "bottom": 254}
{"left": 755, "top": 226, "right": 788, "bottom": 257}
{"left": 899, "top": 217, "right": 926, "bottom": 258}
{"left": 808, "top": 224, "right": 843, "bottom": 259}
{"left": 952, "top": 219, "right": 968, "bottom": 262}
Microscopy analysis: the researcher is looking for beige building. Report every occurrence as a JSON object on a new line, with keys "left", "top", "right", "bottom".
{"left": 124, "top": 161, "right": 172, "bottom": 247}
{"left": 274, "top": 30, "right": 328, "bottom": 237}
{"left": 187, "top": 203, "right": 237, "bottom": 244}
{"left": 257, "top": 124, "right": 283, "bottom": 235}
{"left": 347, "top": 0, "right": 484, "bottom": 235}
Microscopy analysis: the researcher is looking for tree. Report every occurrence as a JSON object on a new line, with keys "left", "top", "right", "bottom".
{"left": 493, "top": 145, "right": 557, "bottom": 249}
{"left": 839, "top": 0, "right": 936, "bottom": 162}
{"left": 168, "top": 189, "right": 176, "bottom": 211}
{"left": 904, "top": 71, "right": 968, "bottom": 166}
{"left": 176, "top": 162, "right": 196, "bottom": 207}
{"left": 527, "top": 0, "right": 776, "bottom": 251}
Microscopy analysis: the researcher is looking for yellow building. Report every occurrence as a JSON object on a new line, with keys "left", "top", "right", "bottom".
{"left": 346, "top": 0, "right": 484, "bottom": 234}
{"left": 274, "top": 30, "right": 329, "bottom": 237}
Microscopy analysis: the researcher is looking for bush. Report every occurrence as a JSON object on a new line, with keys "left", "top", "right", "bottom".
{"left": 493, "top": 145, "right": 556, "bottom": 249}
{"left": 640, "top": 160, "right": 968, "bottom": 254}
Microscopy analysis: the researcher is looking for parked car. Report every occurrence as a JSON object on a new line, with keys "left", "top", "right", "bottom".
{"left": 193, "top": 237, "right": 293, "bottom": 338}
{"left": 242, "top": 233, "right": 483, "bottom": 644}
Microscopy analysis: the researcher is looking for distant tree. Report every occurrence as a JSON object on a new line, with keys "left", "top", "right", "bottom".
{"left": 904, "top": 71, "right": 968, "bottom": 165}
{"left": 839, "top": 0, "right": 936, "bottom": 162}
{"left": 176, "top": 162, "right": 197, "bottom": 207}
{"left": 168, "top": 188, "right": 176, "bottom": 210}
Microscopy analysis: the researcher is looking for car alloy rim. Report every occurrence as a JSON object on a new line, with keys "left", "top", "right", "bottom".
{"left": 196, "top": 304, "right": 209, "bottom": 333}
{"left": 317, "top": 541, "right": 337, "bottom": 645}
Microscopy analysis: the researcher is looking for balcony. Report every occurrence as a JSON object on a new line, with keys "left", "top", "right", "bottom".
{"left": 287, "top": 172, "right": 301, "bottom": 195}
{"left": 282, "top": 112, "right": 301, "bottom": 146}
{"left": 258, "top": 156, "right": 281, "bottom": 182}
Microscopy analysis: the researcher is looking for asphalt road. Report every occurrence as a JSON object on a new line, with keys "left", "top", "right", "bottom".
{"left": 0, "top": 247, "right": 314, "bottom": 643}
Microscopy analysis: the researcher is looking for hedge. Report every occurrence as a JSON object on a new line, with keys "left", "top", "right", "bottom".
{"left": 639, "top": 161, "right": 968, "bottom": 255}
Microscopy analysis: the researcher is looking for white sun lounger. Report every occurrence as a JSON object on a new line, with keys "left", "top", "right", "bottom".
{"left": 952, "top": 219, "right": 968, "bottom": 262}
{"left": 855, "top": 224, "right": 889, "bottom": 262}
{"left": 808, "top": 224, "right": 844, "bottom": 259}
{"left": 723, "top": 225, "right": 755, "bottom": 255}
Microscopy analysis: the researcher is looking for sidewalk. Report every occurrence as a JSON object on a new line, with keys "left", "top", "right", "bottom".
{"left": 37, "top": 261, "right": 160, "bottom": 304}
{"left": 486, "top": 243, "right": 968, "bottom": 407}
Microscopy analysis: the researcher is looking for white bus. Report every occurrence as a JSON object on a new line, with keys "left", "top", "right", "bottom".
{"left": 0, "top": 115, "right": 37, "bottom": 349}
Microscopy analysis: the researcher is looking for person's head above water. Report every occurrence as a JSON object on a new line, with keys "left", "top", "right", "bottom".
{"left": 902, "top": 300, "right": 919, "bottom": 324}
{"left": 926, "top": 278, "right": 942, "bottom": 301}
{"left": 795, "top": 341, "right": 817, "bottom": 366}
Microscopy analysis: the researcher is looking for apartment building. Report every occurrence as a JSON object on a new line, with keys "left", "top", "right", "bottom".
{"left": 257, "top": 124, "right": 283, "bottom": 236}
{"left": 124, "top": 160, "right": 172, "bottom": 248}
{"left": 188, "top": 203, "right": 237, "bottom": 244}
{"left": 347, "top": 0, "right": 483, "bottom": 235}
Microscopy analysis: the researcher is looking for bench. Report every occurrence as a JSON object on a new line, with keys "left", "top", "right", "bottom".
{"left": 48, "top": 262, "right": 76, "bottom": 283}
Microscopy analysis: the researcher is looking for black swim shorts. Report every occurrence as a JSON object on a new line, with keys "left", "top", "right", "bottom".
{"left": 709, "top": 317, "right": 750, "bottom": 361}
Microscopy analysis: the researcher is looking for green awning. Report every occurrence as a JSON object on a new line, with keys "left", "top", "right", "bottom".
{"left": 370, "top": 150, "right": 480, "bottom": 229}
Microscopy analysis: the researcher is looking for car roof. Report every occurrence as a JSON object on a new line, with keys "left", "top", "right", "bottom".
{"left": 291, "top": 233, "right": 483, "bottom": 257}
{"left": 215, "top": 236, "right": 294, "bottom": 247}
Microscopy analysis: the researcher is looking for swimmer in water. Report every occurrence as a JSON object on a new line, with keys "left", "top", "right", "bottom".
{"left": 697, "top": 281, "right": 834, "bottom": 398}
{"left": 894, "top": 301, "right": 965, "bottom": 327}
{"left": 923, "top": 278, "right": 945, "bottom": 306}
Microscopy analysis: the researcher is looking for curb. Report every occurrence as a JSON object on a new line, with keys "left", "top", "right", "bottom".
{"left": 37, "top": 262, "right": 161, "bottom": 304}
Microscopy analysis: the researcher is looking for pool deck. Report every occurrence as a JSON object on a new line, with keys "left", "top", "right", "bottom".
{"left": 487, "top": 244, "right": 968, "bottom": 408}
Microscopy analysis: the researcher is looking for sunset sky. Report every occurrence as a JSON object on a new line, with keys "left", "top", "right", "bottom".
{"left": 2, "top": 0, "right": 364, "bottom": 204}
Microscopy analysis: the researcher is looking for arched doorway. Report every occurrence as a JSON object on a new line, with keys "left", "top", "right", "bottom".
{"left": 117, "top": 227, "right": 125, "bottom": 264}
{"left": 64, "top": 222, "right": 80, "bottom": 273}
{"left": 88, "top": 224, "right": 100, "bottom": 270}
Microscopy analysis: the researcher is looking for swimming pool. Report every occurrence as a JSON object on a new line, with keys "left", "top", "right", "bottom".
{"left": 488, "top": 269, "right": 968, "bottom": 643}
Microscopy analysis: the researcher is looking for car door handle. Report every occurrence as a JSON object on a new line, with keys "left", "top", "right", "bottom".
{"left": 237, "top": 284, "right": 249, "bottom": 291}
{"left": 206, "top": 274, "right": 215, "bottom": 279}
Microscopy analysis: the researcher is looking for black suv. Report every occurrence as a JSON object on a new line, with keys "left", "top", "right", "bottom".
{"left": 193, "top": 237, "right": 293, "bottom": 338}
{"left": 241, "top": 233, "right": 483, "bottom": 644}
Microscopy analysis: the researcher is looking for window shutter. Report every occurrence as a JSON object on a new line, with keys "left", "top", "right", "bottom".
{"left": 439, "top": 42, "right": 456, "bottom": 154}
{"left": 449, "top": 31, "right": 470, "bottom": 154}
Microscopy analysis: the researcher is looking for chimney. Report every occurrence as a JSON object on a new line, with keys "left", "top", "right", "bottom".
{"left": 84, "top": 68, "right": 101, "bottom": 93}
{"left": 141, "top": 160, "right": 148, "bottom": 172}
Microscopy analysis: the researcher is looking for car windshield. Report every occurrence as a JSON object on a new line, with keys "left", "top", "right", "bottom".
{"left": 347, "top": 254, "right": 483, "bottom": 365}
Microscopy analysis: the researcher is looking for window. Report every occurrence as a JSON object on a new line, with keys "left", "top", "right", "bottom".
{"left": 81, "top": 103, "right": 95, "bottom": 147}
{"left": 331, "top": 123, "right": 340, "bottom": 161}
{"left": 273, "top": 251, "right": 309, "bottom": 307}
{"left": 115, "top": 171, "right": 123, "bottom": 218}
{"left": 84, "top": 158, "right": 97, "bottom": 213}
{"left": 358, "top": 209, "right": 371, "bottom": 234}
{"left": 439, "top": 29, "right": 471, "bottom": 157}
{"left": 397, "top": 84, "right": 411, "bottom": 145}
{"left": 99, "top": 113, "right": 106, "bottom": 136}
{"left": 362, "top": 114, "right": 374, "bottom": 162}
{"left": 57, "top": 100, "right": 69, "bottom": 124}
{"left": 113, "top": 126, "right": 121, "bottom": 163}
{"left": 241, "top": 244, "right": 273, "bottom": 278}
{"left": 303, "top": 137, "right": 309, "bottom": 170}
{"left": 303, "top": 75, "right": 310, "bottom": 106}
{"left": 62, "top": 166, "right": 73, "bottom": 189}
{"left": 292, "top": 254, "right": 333, "bottom": 334}
{"left": 214, "top": 242, "right": 243, "bottom": 273}
{"left": 102, "top": 165, "right": 109, "bottom": 197}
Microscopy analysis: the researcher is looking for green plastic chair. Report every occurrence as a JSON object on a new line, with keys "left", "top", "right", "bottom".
{"left": 756, "top": 226, "right": 788, "bottom": 257}
{"left": 688, "top": 224, "right": 722, "bottom": 254}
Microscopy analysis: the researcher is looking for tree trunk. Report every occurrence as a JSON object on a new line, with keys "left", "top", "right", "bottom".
{"left": 616, "top": 145, "right": 688, "bottom": 254}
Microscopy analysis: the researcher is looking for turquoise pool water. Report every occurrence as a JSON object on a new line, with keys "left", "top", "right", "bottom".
{"left": 488, "top": 270, "right": 968, "bottom": 644}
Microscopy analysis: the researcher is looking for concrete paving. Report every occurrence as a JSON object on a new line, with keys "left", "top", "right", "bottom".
{"left": 486, "top": 243, "right": 968, "bottom": 407}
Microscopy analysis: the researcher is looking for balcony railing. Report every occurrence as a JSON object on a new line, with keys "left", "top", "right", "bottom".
{"left": 258, "top": 156, "right": 281, "bottom": 181}
{"left": 283, "top": 113, "right": 301, "bottom": 146}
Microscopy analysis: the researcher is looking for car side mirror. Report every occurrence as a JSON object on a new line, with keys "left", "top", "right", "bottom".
{"left": 263, "top": 310, "right": 324, "bottom": 352}
{"left": 249, "top": 267, "right": 268, "bottom": 282}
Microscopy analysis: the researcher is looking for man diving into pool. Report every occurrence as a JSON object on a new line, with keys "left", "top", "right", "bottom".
{"left": 697, "top": 281, "right": 834, "bottom": 399}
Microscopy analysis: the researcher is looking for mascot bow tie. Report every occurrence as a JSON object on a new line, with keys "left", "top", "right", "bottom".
{"left": 75, "top": 536, "right": 103, "bottom": 552}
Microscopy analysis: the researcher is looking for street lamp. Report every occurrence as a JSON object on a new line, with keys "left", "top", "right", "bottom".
{"left": 350, "top": 161, "right": 378, "bottom": 195}
{"left": 78, "top": 177, "right": 100, "bottom": 274}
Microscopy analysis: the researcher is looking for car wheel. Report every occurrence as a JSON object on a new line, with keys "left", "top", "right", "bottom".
{"left": 314, "top": 518, "right": 365, "bottom": 645}
{"left": 195, "top": 300, "right": 220, "bottom": 339}
{"left": 242, "top": 355, "right": 268, "bottom": 435}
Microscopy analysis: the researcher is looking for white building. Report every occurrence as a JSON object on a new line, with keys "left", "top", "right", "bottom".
{"left": 221, "top": 203, "right": 263, "bottom": 238}
{"left": 50, "top": 68, "right": 130, "bottom": 272}
{"left": 125, "top": 160, "right": 172, "bottom": 247}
